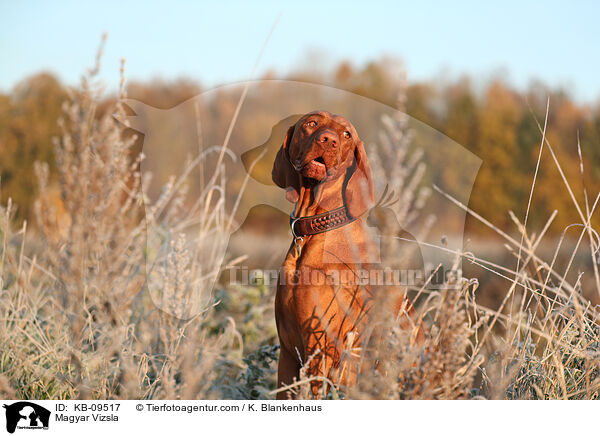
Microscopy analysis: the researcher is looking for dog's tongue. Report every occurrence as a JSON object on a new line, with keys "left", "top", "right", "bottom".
{"left": 304, "top": 160, "right": 326, "bottom": 180}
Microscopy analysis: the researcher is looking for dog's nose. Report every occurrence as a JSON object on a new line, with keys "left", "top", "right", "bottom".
{"left": 316, "top": 130, "right": 338, "bottom": 147}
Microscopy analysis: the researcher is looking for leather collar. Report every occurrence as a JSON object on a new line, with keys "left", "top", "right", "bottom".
{"left": 290, "top": 206, "right": 358, "bottom": 238}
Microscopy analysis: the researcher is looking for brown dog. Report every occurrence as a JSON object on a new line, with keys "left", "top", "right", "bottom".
{"left": 272, "top": 111, "right": 414, "bottom": 398}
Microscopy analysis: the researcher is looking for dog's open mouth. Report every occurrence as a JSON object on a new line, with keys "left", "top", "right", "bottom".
{"left": 312, "top": 156, "right": 326, "bottom": 167}
{"left": 302, "top": 156, "right": 327, "bottom": 180}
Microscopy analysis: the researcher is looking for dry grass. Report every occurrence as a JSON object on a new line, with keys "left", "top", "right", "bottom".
{"left": 0, "top": 43, "right": 248, "bottom": 400}
{"left": 1, "top": 44, "right": 600, "bottom": 400}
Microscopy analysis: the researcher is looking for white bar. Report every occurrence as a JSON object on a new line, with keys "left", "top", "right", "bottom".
{"left": 0, "top": 399, "right": 591, "bottom": 435}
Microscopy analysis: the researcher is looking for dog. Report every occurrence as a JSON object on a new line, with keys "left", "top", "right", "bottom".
{"left": 271, "top": 111, "right": 417, "bottom": 398}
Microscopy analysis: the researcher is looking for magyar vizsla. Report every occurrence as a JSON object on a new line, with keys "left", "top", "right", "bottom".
{"left": 271, "top": 111, "right": 417, "bottom": 399}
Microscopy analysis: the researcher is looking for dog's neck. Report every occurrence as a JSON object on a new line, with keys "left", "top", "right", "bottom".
{"left": 293, "top": 175, "right": 346, "bottom": 218}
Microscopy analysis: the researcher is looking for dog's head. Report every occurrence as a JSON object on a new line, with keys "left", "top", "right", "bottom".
{"left": 271, "top": 111, "right": 374, "bottom": 218}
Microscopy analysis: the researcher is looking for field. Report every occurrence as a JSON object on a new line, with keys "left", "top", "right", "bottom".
{"left": 1, "top": 47, "right": 600, "bottom": 400}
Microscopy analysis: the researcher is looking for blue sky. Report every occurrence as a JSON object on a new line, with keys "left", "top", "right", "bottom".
{"left": 1, "top": 0, "right": 599, "bottom": 102}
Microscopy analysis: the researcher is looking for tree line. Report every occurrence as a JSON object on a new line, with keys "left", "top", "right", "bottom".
{"left": 1, "top": 58, "right": 598, "bottom": 234}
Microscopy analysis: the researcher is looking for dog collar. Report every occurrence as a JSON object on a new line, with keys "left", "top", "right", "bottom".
{"left": 290, "top": 206, "right": 358, "bottom": 238}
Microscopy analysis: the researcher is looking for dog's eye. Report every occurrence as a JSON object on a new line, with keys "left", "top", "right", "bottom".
{"left": 343, "top": 131, "right": 351, "bottom": 139}
{"left": 306, "top": 120, "right": 317, "bottom": 128}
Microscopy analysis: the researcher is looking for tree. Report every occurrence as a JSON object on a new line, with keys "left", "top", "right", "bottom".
{"left": 0, "top": 73, "right": 66, "bottom": 220}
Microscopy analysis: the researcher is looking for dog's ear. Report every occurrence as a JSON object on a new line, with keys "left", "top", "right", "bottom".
{"left": 344, "top": 139, "right": 374, "bottom": 218}
{"left": 272, "top": 124, "right": 300, "bottom": 203}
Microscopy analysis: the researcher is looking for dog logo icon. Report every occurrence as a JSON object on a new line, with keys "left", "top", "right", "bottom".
{"left": 2, "top": 402, "right": 50, "bottom": 433}
{"left": 117, "top": 80, "right": 481, "bottom": 318}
